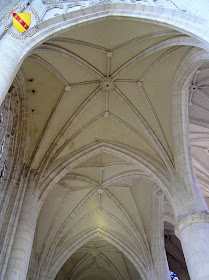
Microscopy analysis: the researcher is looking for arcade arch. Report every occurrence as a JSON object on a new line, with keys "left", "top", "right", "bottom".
{"left": 0, "top": 2, "right": 209, "bottom": 280}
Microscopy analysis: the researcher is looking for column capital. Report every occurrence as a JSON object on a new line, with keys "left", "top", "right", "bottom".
{"left": 175, "top": 211, "right": 209, "bottom": 238}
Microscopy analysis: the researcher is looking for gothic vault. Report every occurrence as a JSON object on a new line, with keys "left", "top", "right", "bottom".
{"left": 0, "top": 1, "right": 209, "bottom": 280}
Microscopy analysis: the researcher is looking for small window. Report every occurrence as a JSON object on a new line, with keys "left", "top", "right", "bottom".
{"left": 0, "top": 113, "right": 3, "bottom": 128}
{"left": 170, "top": 270, "right": 179, "bottom": 280}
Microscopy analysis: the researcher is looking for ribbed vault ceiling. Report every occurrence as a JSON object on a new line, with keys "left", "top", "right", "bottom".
{"left": 19, "top": 18, "right": 209, "bottom": 279}
{"left": 23, "top": 19, "right": 190, "bottom": 173}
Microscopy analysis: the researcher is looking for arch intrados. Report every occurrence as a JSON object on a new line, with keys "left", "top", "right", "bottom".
{"left": 61, "top": 170, "right": 149, "bottom": 188}
{"left": 29, "top": 36, "right": 205, "bottom": 86}
{"left": 170, "top": 48, "right": 209, "bottom": 217}
{"left": 173, "top": 50, "right": 209, "bottom": 88}
{"left": 2, "top": 4, "right": 208, "bottom": 112}
{"left": 61, "top": 173, "right": 99, "bottom": 187}
{"left": 21, "top": 4, "right": 209, "bottom": 60}
{"left": 47, "top": 227, "right": 148, "bottom": 280}
{"left": 44, "top": 141, "right": 169, "bottom": 181}
{"left": 39, "top": 141, "right": 171, "bottom": 207}
{"left": 102, "top": 169, "right": 150, "bottom": 187}
{"left": 172, "top": 49, "right": 209, "bottom": 188}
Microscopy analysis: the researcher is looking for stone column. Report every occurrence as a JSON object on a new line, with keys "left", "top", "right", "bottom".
{"left": 0, "top": 37, "right": 24, "bottom": 105}
{"left": 151, "top": 185, "right": 170, "bottom": 280}
{"left": 175, "top": 212, "right": 209, "bottom": 280}
{"left": 4, "top": 186, "right": 39, "bottom": 280}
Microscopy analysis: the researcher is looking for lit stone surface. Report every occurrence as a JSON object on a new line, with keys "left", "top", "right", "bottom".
{"left": 0, "top": 1, "right": 209, "bottom": 280}
{"left": 175, "top": 214, "right": 209, "bottom": 280}
{"left": 4, "top": 188, "right": 39, "bottom": 280}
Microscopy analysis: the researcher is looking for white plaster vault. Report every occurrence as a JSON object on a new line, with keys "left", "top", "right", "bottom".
{"left": 0, "top": 1, "right": 209, "bottom": 280}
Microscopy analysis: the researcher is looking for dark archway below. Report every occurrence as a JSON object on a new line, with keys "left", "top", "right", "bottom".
{"left": 55, "top": 236, "right": 142, "bottom": 280}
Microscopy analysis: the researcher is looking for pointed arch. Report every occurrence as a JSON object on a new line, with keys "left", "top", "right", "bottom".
{"left": 172, "top": 48, "right": 209, "bottom": 217}
{"left": 44, "top": 227, "right": 149, "bottom": 280}
{"left": 38, "top": 141, "right": 171, "bottom": 207}
{"left": 1, "top": 2, "right": 209, "bottom": 107}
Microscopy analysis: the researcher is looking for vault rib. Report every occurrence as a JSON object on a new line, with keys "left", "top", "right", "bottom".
{"left": 74, "top": 162, "right": 133, "bottom": 168}
{"left": 195, "top": 168, "right": 209, "bottom": 183}
{"left": 196, "top": 175, "right": 209, "bottom": 190}
{"left": 139, "top": 85, "right": 173, "bottom": 162}
{"left": 101, "top": 208, "right": 145, "bottom": 256}
{"left": 57, "top": 208, "right": 98, "bottom": 250}
{"left": 70, "top": 80, "right": 100, "bottom": 87}
{"left": 192, "top": 70, "right": 199, "bottom": 85}
{"left": 102, "top": 170, "right": 146, "bottom": 188}
{"left": 197, "top": 78, "right": 209, "bottom": 87}
{"left": 37, "top": 190, "right": 71, "bottom": 274}
{"left": 197, "top": 88, "right": 209, "bottom": 102}
{"left": 104, "top": 189, "right": 149, "bottom": 264}
{"left": 70, "top": 186, "right": 95, "bottom": 191}
{"left": 105, "top": 184, "right": 131, "bottom": 188}
{"left": 129, "top": 188, "right": 150, "bottom": 251}
{"left": 28, "top": 54, "right": 69, "bottom": 86}
{"left": 111, "top": 36, "right": 200, "bottom": 80}
{"left": 96, "top": 263, "right": 117, "bottom": 280}
{"left": 191, "top": 103, "right": 209, "bottom": 114}
{"left": 63, "top": 173, "right": 99, "bottom": 187}
{"left": 190, "top": 137, "right": 209, "bottom": 143}
{"left": 48, "top": 112, "right": 104, "bottom": 166}
{"left": 109, "top": 113, "right": 160, "bottom": 160}
{"left": 43, "top": 189, "right": 97, "bottom": 272}
{"left": 138, "top": 46, "right": 182, "bottom": 82}
{"left": 70, "top": 260, "right": 95, "bottom": 280}
{"left": 121, "top": 252, "right": 132, "bottom": 280}
{"left": 36, "top": 87, "right": 101, "bottom": 184}
{"left": 190, "top": 118, "right": 209, "bottom": 130}
{"left": 115, "top": 79, "right": 137, "bottom": 83}
{"left": 32, "top": 44, "right": 105, "bottom": 79}
{"left": 49, "top": 37, "right": 108, "bottom": 52}
{"left": 199, "top": 85, "right": 209, "bottom": 89}
{"left": 66, "top": 253, "right": 91, "bottom": 280}
{"left": 106, "top": 50, "right": 112, "bottom": 77}
{"left": 38, "top": 207, "right": 97, "bottom": 279}
{"left": 110, "top": 31, "right": 180, "bottom": 52}
{"left": 114, "top": 86, "right": 174, "bottom": 174}
{"left": 192, "top": 155, "right": 209, "bottom": 177}
{"left": 105, "top": 91, "right": 109, "bottom": 113}
{"left": 99, "top": 252, "right": 125, "bottom": 280}
{"left": 190, "top": 131, "right": 209, "bottom": 135}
